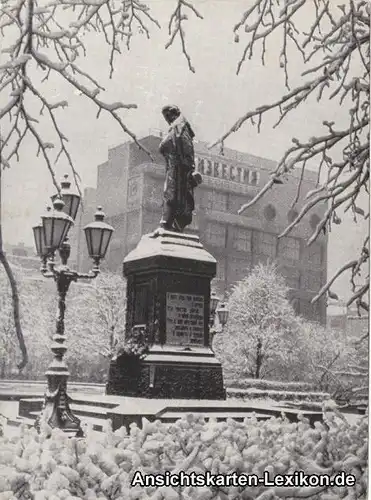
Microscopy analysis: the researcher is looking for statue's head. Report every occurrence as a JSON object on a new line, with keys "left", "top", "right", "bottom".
{"left": 162, "top": 105, "right": 181, "bottom": 125}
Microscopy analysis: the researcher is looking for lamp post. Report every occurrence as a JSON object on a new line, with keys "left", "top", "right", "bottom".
{"left": 209, "top": 292, "right": 229, "bottom": 348}
{"left": 32, "top": 176, "right": 114, "bottom": 437}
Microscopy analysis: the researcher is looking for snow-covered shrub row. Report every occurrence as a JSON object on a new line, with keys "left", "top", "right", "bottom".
{"left": 224, "top": 378, "right": 316, "bottom": 393}
{"left": 0, "top": 410, "right": 368, "bottom": 500}
{"left": 227, "top": 388, "right": 330, "bottom": 403}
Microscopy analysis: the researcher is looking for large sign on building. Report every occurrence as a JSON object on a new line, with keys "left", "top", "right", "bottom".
{"left": 195, "top": 156, "right": 260, "bottom": 186}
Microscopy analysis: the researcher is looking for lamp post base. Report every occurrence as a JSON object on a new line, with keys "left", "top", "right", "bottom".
{"left": 35, "top": 376, "right": 83, "bottom": 438}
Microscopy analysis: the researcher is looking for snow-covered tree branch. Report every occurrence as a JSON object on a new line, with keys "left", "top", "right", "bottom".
{"left": 165, "top": 0, "right": 203, "bottom": 73}
{"left": 211, "top": 0, "right": 370, "bottom": 312}
{"left": 0, "top": 0, "right": 165, "bottom": 186}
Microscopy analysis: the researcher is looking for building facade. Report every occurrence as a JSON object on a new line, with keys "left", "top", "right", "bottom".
{"left": 328, "top": 301, "right": 368, "bottom": 339}
{"left": 76, "top": 134, "right": 328, "bottom": 324}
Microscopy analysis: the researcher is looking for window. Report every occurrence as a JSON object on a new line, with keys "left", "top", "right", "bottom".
{"left": 300, "top": 300, "right": 321, "bottom": 321}
{"left": 264, "top": 204, "right": 277, "bottom": 221}
{"left": 212, "top": 161, "right": 221, "bottom": 178}
{"left": 216, "top": 259, "right": 226, "bottom": 281}
{"left": 302, "top": 272, "right": 322, "bottom": 291}
{"left": 204, "top": 159, "right": 214, "bottom": 176}
{"left": 203, "top": 190, "right": 228, "bottom": 212}
{"left": 250, "top": 170, "right": 259, "bottom": 186}
{"left": 280, "top": 266, "right": 300, "bottom": 289}
{"left": 232, "top": 227, "right": 252, "bottom": 253}
{"left": 307, "top": 242, "right": 323, "bottom": 266}
{"left": 143, "top": 210, "right": 161, "bottom": 234}
{"left": 278, "top": 237, "right": 300, "bottom": 261}
{"left": 144, "top": 179, "right": 163, "bottom": 206}
{"left": 299, "top": 300, "right": 312, "bottom": 320}
{"left": 299, "top": 300, "right": 321, "bottom": 322}
{"left": 229, "top": 194, "right": 258, "bottom": 217}
{"left": 212, "top": 258, "right": 226, "bottom": 295}
{"left": 127, "top": 211, "right": 140, "bottom": 243}
{"left": 195, "top": 157, "right": 205, "bottom": 173}
{"left": 254, "top": 232, "right": 277, "bottom": 258}
{"left": 128, "top": 176, "right": 140, "bottom": 197}
{"left": 287, "top": 209, "right": 299, "bottom": 223}
{"left": 127, "top": 176, "right": 143, "bottom": 212}
{"left": 310, "top": 213, "right": 321, "bottom": 231}
{"left": 242, "top": 168, "right": 250, "bottom": 184}
{"left": 205, "top": 222, "right": 226, "bottom": 247}
{"left": 227, "top": 258, "right": 250, "bottom": 284}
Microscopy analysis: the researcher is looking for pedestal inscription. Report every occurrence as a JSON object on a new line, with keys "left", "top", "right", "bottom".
{"left": 166, "top": 293, "right": 204, "bottom": 345}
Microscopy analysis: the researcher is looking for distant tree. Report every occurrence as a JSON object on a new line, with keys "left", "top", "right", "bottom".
{"left": 92, "top": 272, "right": 127, "bottom": 358}
{"left": 292, "top": 319, "right": 368, "bottom": 403}
{"left": 293, "top": 320, "right": 347, "bottom": 390}
{"left": 65, "top": 272, "right": 126, "bottom": 379}
{"left": 211, "top": 0, "right": 369, "bottom": 312}
{"left": 214, "top": 263, "right": 299, "bottom": 379}
{"left": 0, "top": 267, "right": 53, "bottom": 378}
{"left": 214, "top": 263, "right": 364, "bottom": 394}
{"left": 0, "top": 267, "right": 127, "bottom": 380}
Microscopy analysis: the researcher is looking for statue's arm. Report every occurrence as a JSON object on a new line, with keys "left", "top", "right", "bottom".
{"left": 159, "top": 129, "right": 175, "bottom": 155}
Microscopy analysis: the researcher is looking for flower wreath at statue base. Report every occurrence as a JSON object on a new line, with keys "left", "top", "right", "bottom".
{"left": 109, "top": 325, "right": 151, "bottom": 392}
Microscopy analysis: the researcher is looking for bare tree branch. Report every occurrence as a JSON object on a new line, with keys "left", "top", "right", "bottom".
{"left": 165, "top": 0, "right": 203, "bottom": 73}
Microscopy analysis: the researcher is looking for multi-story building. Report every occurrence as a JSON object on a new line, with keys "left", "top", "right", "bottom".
{"left": 328, "top": 300, "right": 368, "bottom": 339}
{"left": 75, "top": 134, "right": 328, "bottom": 323}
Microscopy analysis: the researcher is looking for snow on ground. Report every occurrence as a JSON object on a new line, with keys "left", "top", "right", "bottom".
{"left": 0, "top": 398, "right": 364, "bottom": 441}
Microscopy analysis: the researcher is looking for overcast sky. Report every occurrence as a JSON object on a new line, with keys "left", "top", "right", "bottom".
{"left": 1, "top": 0, "right": 367, "bottom": 302}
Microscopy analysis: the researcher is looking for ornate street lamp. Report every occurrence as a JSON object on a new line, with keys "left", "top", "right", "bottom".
{"left": 84, "top": 207, "right": 114, "bottom": 273}
{"left": 209, "top": 291, "right": 229, "bottom": 349}
{"left": 42, "top": 199, "right": 74, "bottom": 256}
{"left": 51, "top": 174, "right": 81, "bottom": 221}
{"left": 33, "top": 222, "right": 48, "bottom": 271}
{"left": 210, "top": 291, "right": 220, "bottom": 317}
{"left": 33, "top": 180, "right": 114, "bottom": 437}
{"left": 216, "top": 302, "right": 229, "bottom": 330}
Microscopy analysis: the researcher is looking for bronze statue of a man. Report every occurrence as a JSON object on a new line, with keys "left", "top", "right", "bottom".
{"left": 159, "top": 105, "right": 201, "bottom": 232}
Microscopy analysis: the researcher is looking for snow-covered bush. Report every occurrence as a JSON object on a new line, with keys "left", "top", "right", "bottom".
{"left": 225, "top": 379, "right": 317, "bottom": 393}
{"left": 0, "top": 409, "right": 367, "bottom": 500}
{"left": 214, "top": 263, "right": 299, "bottom": 381}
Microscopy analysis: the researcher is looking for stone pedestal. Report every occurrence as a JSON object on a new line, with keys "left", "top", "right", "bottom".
{"left": 106, "top": 228, "right": 226, "bottom": 400}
